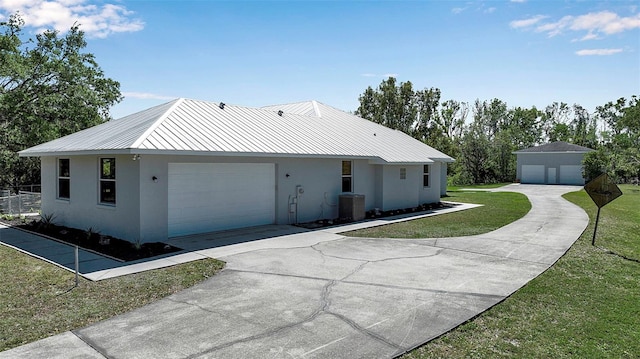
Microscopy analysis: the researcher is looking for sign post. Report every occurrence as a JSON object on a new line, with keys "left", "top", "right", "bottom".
{"left": 583, "top": 173, "right": 623, "bottom": 246}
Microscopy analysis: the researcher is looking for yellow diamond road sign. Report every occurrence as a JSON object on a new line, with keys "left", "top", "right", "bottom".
{"left": 584, "top": 173, "right": 623, "bottom": 209}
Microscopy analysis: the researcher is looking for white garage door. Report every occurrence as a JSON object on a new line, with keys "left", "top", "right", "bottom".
{"left": 168, "top": 163, "right": 275, "bottom": 237}
{"left": 521, "top": 165, "right": 545, "bottom": 184}
{"left": 559, "top": 165, "right": 584, "bottom": 185}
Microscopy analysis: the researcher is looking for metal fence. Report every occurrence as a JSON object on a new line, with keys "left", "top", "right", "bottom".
{"left": 0, "top": 186, "right": 41, "bottom": 216}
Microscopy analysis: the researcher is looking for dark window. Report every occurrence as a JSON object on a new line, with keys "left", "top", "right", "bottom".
{"left": 423, "top": 164, "right": 430, "bottom": 187}
{"left": 400, "top": 167, "right": 406, "bottom": 180}
{"left": 342, "top": 160, "right": 352, "bottom": 192}
{"left": 58, "top": 159, "right": 70, "bottom": 199}
{"left": 100, "top": 158, "right": 116, "bottom": 204}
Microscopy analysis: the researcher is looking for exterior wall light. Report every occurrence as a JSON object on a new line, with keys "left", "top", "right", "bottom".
{"left": 152, "top": 176, "right": 158, "bottom": 183}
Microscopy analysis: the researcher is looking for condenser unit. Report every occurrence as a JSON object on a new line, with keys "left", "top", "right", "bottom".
{"left": 339, "top": 194, "right": 365, "bottom": 222}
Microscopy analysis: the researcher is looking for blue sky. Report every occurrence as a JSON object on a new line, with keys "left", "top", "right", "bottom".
{"left": 1, "top": 0, "right": 639, "bottom": 119}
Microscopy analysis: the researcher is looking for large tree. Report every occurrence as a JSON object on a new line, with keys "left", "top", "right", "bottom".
{"left": 586, "top": 96, "right": 640, "bottom": 182}
{"left": 355, "top": 76, "right": 442, "bottom": 139}
{"left": 0, "top": 14, "right": 122, "bottom": 190}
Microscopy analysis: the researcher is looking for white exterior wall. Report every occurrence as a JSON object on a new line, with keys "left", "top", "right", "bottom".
{"left": 440, "top": 162, "right": 448, "bottom": 196}
{"left": 42, "top": 154, "right": 443, "bottom": 243}
{"left": 420, "top": 162, "right": 442, "bottom": 205}
{"left": 41, "top": 155, "right": 141, "bottom": 241}
{"left": 377, "top": 165, "right": 420, "bottom": 211}
{"left": 138, "top": 155, "right": 378, "bottom": 241}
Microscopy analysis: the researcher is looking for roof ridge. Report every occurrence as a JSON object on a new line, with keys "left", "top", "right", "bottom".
{"left": 130, "top": 98, "right": 185, "bottom": 149}
{"left": 311, "top": 100, "right": 321, "bottom": 117}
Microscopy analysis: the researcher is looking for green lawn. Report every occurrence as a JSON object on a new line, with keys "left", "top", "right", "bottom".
{"left": 446, "top": 182, "right": 512, "bottom": 192}
{"left": 0, "top": 247, "right": 224, "bottom": 352}
{"left": 344, "top": 190, "right": 531, "bottom": 238}
{"left": 403, "top": 185, "right": 640, "bottom": 358}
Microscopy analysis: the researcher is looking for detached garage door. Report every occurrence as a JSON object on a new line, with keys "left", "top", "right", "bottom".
{"left": 168, "top": 163, "right": 275, "bottom": 237}
{"left": 521, "top": 165, "right": 545, "bottom": 184}
{"left": 559, "top": 165, "right": 584, "bottom": 185}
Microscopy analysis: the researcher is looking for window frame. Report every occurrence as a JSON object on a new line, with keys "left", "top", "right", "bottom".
{"left": 423, "top": 164, "right": 430, "bottom": 188}
{"left": 99, "top": 157, "right": 116, "bottom": 205}
{"left": 57, "top": 158, "right": 70, "bottom": 200}
{"left": 341, "top": 160, "right": 353, "bottom": 193}
{"left": 400, "top": 167, "right": 407, "bottom": 180}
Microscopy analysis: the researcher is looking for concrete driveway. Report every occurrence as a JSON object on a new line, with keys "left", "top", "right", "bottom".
{"left": 1, "top": 184, "right": 589, "bottom": 358}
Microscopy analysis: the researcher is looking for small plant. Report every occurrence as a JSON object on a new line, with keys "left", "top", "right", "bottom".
{"left": 132, "top": 239, "right": 143, "bottom": 250}
{"left": 86, "top": 227, "right": 100, "bottom": 241}
{"left": 0, "top": 213, "right": 15, "bottom": 221}
{"left": 39, "top": 213, "right": 57, "bottom": 231}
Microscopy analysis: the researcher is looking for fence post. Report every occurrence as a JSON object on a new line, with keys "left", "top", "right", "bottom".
{"left": 18, "top": 191, "right": 22, "bottom": 216}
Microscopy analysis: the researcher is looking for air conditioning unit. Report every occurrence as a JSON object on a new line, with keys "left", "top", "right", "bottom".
{"left": 339, "top": 194, "right": 365, "bottom": 222}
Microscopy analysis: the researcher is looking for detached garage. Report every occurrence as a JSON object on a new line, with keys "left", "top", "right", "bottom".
{"left": 514, "top": 141, "right": 594, "bottom": 185}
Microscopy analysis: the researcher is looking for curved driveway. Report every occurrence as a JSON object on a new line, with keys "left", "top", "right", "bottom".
{"left": 1, "top": 184, "right": 589, "bottom": 359}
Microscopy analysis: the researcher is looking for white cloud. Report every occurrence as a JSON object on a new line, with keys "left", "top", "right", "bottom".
{"left": 122, "top": 92, "right": 175, "bottom": 100}
{"left": 452, "top": 7, "right": 466, "bottom": 15}
{"left": 510, "top": 15, "right": 547, "bottom": 29}
{"left": 511, "top": 0, "right": 527, "bottom": 3}
{"left": 513, "top": 11, "right": 640, "bottom": 39}
{"left": 0, "top": 0, "right": 144, "bottom": 38}
{"left": 572, "top": 11, "right": 640, "bottom": 35}
{"left": 485, "top": 7, "right": 496, "bottom": 14}
{"left": 575, "top": 48, "right": 623, "bottom": 56}
{"left": 577, "top": 31, "right": 600, "bottom": 41}
{"left": 535, "top": 15, "right": 573, "bottom": 37}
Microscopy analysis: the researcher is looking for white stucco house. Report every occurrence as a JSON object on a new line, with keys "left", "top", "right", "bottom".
{"left": 19, "top": 98, "right": 453, "bottom": 243}
{"left": 514, "top": 141, "right": 593, "bottom": 185}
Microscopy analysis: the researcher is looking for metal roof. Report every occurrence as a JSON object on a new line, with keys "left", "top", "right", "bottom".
{"left": 19, "top": 98, "right": 454, "bottom": 164}
{"left": 514, "top": 141, "right": 594, "bottom": 154}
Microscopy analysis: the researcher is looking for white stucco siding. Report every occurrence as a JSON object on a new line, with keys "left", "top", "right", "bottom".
{"left": 379, "top": 165, "right": 420, "bottom": 211}
{"left": 41, "top": 154, "right": 447, "bottom": 243}
{"left": 420, "top": 162, "right": 442, "bottom": 205}
{"left": 137, "top": 155, "right": 367, "bottom": 240}
{"left": 41, "top": 155, "right": 141, "bottom": 242}
{"left": 440, "top": 162, "right": 448, "bottom": 196}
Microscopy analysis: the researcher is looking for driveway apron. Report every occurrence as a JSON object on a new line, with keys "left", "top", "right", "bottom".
{"left": 1, "top": 184, "right": 589, "bottom": 359}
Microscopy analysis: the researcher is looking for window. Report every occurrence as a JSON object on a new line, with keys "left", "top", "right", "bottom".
{"left": 400, "top": 167, "right": 406, "bottom": 180}
{"left": 100, "top": 158, "right": 116, "bottom": 204}
{"left": 58, "top": 159, "right": 70, "bottom": 199}
{"left": 342, "top": 160, "right": 352, "bottom": 192}
{"left": 423, "top": 164, "right": 430, "bottom": 187}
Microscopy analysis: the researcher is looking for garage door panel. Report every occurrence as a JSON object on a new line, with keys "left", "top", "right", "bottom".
{"left": 559, "top": 165, "right": 584, "bottom": 185}
{"left": 168, "top": 163, "right": 275, "bottom": 237}
{"left": 521, "top": 165, "right": 545, "bottom": 184}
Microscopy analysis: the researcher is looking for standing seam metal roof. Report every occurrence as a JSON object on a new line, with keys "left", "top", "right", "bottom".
{"left": 19, "top": 98, "right": 454, "bottom": 164}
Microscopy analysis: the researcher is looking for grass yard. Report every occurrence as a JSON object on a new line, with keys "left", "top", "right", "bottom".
{"left": 403, "top": 185, "right": 640, "bottom": 358}
{"left": 446, "top": 182, "right": 512, "bottom": 192}
{"left": 344, "top": 190, "right": 531, "bottom": 238}
{"left": 0, "top": 247, "right": 224, "bottom": 352}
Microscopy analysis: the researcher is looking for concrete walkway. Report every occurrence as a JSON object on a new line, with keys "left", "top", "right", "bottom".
{"left": 0, "top": 184, "right": 589, "bottom": 358}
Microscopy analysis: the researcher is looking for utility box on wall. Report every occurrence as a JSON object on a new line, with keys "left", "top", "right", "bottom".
{"left": 339, "top": 194, "right": 365, "bottom": 222}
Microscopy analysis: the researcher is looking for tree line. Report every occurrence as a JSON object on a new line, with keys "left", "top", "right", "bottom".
{"left": 356, "top": 77, "right": 639, "bottom": 185}
{"left": 0, "top": 14, "right": 121, "bottom": 191}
